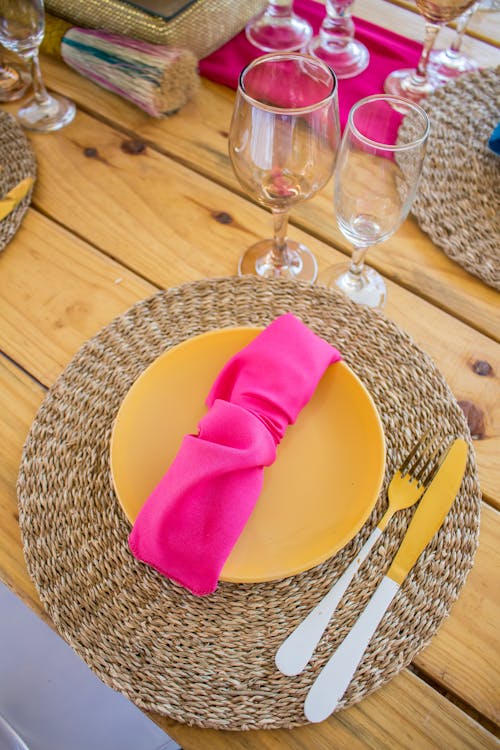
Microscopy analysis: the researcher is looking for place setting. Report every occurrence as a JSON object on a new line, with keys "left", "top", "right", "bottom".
{"left": 17, "top": 270, "right": 481, "bottom": 729}
{"left": 0, "top": 108, "right": 36, "bottom": 251}
{"left": 407, "top": 65, "right": 500, "bottom": 291}
{"left": 9, "top": 0, "right": 492, "bottom": 736}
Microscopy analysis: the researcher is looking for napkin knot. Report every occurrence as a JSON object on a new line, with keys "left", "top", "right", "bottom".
{"left": 129, "top": 313, "right": 342, "bottom": 596}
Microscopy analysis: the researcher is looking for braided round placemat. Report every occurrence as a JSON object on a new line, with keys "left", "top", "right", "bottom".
{"left": 0, "top": 110, "right": 36, "bottom": 252}
{"left": 411, "top": 66, "right": 500, "bottom": 290}
{"left": 17, "top": 277, "right": 480, "bottom": 730}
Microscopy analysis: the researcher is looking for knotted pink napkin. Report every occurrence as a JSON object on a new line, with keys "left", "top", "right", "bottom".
{"left": 129, "top": 313, "right": 342, "bottom": 595}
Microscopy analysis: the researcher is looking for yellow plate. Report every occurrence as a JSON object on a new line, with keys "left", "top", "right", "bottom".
{"left": 110, "top": 327, "right": 386, "bottom": 583}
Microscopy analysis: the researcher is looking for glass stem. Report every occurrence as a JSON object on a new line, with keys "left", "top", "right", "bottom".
{"left": 320, "top": 0, "right": 355, "bottom": 49}
{"left": 271, "top": 210, "right": 290, "bottom": 267}
{"left": 449, "top": 4, "right": 475, "bottom": 55}
{"left": 349, "top": 245, "right": 369, "bottom": 275}
{"left": 415, "top": 22, "right": 442, "bottom": 80}
{"left": 30, "top": 52, "right": 51, "bottom": 106}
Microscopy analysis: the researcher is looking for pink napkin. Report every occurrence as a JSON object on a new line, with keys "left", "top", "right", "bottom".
{"left": 128, "top": 313, "right": 342, "bottom": 595}
{"left": 199, "top": 0, "right": 422, "bottom": 128}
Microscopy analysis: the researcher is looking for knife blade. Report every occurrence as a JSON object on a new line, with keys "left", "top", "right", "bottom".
{"left": 304, "top": 437, "right": 468, "bottom": 723}
{"left": 0, "top": 177, "right": 34, "bottom": 221}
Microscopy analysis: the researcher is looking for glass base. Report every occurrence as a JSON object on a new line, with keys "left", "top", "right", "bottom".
{"left": 17, "top": 92, "right": 75, "bottom": 133}
{"left": 428, "top": 48, "right": 479, "bottom": 81}
{"left": 383, "top": 67, "right": 442, "bottom": 105}
{"left": 238, "top": 239, "right": 318, "bottom": 282}
{"left": 320, "top": 262, "right": 386, "bottom": 310}
{"left": 308, "top": 37, "right": 369, "bottom": 79}
{"left": 0, "top": 62, "right": 30, "bottom": 102}
{"left": 245, "top": 13, "right": 313, "bottom": 52}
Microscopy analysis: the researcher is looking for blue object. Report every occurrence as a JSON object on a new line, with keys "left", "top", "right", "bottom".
{"left": 488, "top": 121, "right": 500, "bottom": 155}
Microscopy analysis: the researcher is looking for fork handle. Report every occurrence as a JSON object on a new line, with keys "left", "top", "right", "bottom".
{"left": 304, "top": 576, "right": 400, "bottom": 723}
{"left": 275, "top": 527, "right": 382, "bottom": 676}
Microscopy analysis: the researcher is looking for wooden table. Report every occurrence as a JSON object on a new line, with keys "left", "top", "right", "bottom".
{"left": 1, "top": 1, "right": 499, "bottom": 747}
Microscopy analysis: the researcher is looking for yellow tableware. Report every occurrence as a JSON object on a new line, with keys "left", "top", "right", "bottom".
{"left": 304, "top": 437, "right": 468, "bottom": 722}
{"left": 110, "top": 327, "right": 386, "bottom": 583}
{"left": 0, "top": 176, "right": 34, "bottom": 220}
{"left": 388, "top": 438, "right": 468, "bottom": 584}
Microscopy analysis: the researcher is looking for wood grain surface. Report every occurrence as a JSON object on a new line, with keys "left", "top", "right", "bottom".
{"left": 1, "top": 0, "right": 498, "bottom": 746}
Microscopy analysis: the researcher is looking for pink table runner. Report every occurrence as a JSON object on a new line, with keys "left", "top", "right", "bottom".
{"left": 199, "top": 0, "right": 422, "bottom": 128}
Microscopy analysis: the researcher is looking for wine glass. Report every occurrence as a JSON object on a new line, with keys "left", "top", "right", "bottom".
{"left": 308, "top": 0, "right": 369, "bottom": 79}
{"left": 384, "top": 0, "right": 477, "bottom": 102}
{"left": 0, "top": 57, "right": 30, "bottom": 101}
{"left": 321, "top": 95, "right": 429, "bottom": 309}
{"left": 428, "top": 2, "right": 480, "bottom": 81}
{"left": 0, "top": 0, "right": 75, "bottom": 132}
{"left": 228, "top": 53, "right": 340, "bottom": 282}
{"left": 245, "top": 1, "right": 313, "bottom": 52}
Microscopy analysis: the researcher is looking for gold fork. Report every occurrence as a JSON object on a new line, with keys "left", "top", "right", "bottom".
{"left": 275, "top": 431, "right": 449, "bottom": 676}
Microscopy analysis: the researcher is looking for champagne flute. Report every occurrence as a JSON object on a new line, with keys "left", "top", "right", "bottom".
{"left": 0, "top": 57, "right": 30, "bottom": 101}
{"left": 308, "top": 0, "right": 369, "bottom": 79}
{"left": 0, "top": 0, "right": 75, "bottom": 132}
{"left": 245, "top": 1, "right": 313, "bottom": 52}
{"left": 228, "top": 53, "right": 340, "bottom": 282}
{"left": 384, "top": 0, "right": 477, "bottom": 103}
{"left": 321, "top": 95, "right": 429, "bottom": 309}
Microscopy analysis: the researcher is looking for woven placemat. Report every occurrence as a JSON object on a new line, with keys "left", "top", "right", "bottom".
{"left": 0, "top": 110, "right": 36, "bottom": 252}
{"left": 411, "top": 66, "right": 500, "bottom": 290}
{"left": 17, "top": 277, "right": 481, "bottom": 730}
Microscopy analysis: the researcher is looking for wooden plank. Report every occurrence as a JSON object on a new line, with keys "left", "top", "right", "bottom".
{"left": 33, "top": 57, "right": 500, "bottom": 341}
{"left": 156, "top": 669, "right": 500, "bottom": 749}
{"left": 0, "top": 208, "right": 498, "bottom": 506}
{"left": 0, "top": 358, "right": 497, "bottom": 748}
{"left": 414, "top": 503, "right": 500, "bottom": 726}
{"left": 0, "top": 356, "right": 45, "bottom": 614}
{"left": 0, "top": 211, "right": 156, "bottom": 385}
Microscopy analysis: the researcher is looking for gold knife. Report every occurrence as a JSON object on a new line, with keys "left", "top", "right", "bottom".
{"left": 0, "top": 177, "right": 34, "bottom": 221}
{"left": 304, "top": 437, "right": 468, "bottom": 723}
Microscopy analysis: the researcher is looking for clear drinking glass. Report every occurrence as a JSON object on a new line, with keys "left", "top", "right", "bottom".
{"left": 321, "top": 95, "right": 430, "bottom": 309}
{"left": 308, "top": 0, "right": 369, "bottom": 79}
{"left": 0, "top": 0, "right": 75, "bottom": 132}
{"left": 384, "top": 0, "right": 477, "bottom": 103}
{"left": 228, "top": 53, "right": 340, "bottom": 282}
{"left": 0, "top": 58, "right": 30, "bottom": 101}
{"left": 428, "top": 3, "right": 479, "bottom": 81}
{"left": 245, "top": 1, "right": 313, "bottom": 52}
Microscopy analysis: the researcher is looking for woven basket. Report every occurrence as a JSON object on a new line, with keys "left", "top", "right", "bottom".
{"left": 45, "top": 0, "right": 268, "bottom": 59}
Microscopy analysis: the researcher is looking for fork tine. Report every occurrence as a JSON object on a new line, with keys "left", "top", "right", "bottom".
{"left": 412, "top": 435, "right": 446, "bottom": 484}
{"left": 413, "top": 434, "right": 447, "bottom": 483}
{"left": 419, "top": 437, "right": 451, "bottom": 486}
{"left": 399, "top": 428, "right": 432, "bottom": 475}
{"left": 400, "top": 428, "right": 440, "bottom": 476}
{"left": 400, "top": 430, "right": 449, "bottom": 485}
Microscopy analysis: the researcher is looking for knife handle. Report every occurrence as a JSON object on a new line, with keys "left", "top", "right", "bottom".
{"left": 275, "top": 529, "right": 382, "bottom": 676}
{"left": 304, "top": 576, "right": 400, "bottom": 723}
